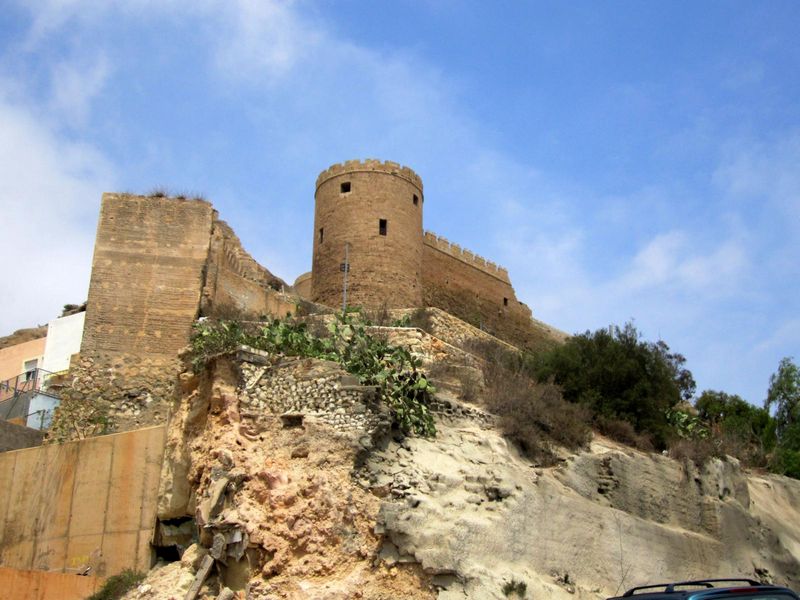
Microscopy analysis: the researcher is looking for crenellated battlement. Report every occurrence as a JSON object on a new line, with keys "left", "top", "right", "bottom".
{"left": 316, "top": 158, "right": 423, "bottom": 192}
{"left": 423, "top": 231, "right": 510, "bottom": 283}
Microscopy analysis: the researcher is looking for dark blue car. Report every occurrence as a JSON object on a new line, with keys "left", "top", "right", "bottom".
{"left": 607, "top": 579, "right": 800, "bottom": 599}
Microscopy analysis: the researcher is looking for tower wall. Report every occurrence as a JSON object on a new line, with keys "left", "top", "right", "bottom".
{"left": 311, "top": 160, "right": 424, "bottom": 309}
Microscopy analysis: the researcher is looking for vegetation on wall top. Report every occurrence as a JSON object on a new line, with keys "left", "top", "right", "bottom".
{"left": 189, "top": 313, "right": 436, "bottom": 436}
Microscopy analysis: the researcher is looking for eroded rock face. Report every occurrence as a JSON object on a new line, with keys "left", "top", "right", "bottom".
{"left": 367, "top": 422, "right": 800, "bottom": 599}
{"left": 153, "top": 356, "right": 434, "bottom": 599}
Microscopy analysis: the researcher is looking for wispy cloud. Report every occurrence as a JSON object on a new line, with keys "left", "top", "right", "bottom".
{"left": 0, "top": 86, "right": 115, "bottom": 333}
{"left": 49, "top": 53, "right": 110, "bottom": 126}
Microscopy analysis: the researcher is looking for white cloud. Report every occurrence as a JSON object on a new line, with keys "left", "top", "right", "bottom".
{"left": 713, "top": 133, "right": 800, "bottom": 215}
{"left": 618, "top": 231, "right": 749, "bottom": 295}
{"left": 212, "top": 0, "right": 320, "bottom": 82}
{"left": 49, "top": 53, "right": 110, "bottom": 126}
{"left": 0, "top": 87, "right": 115, "bottom": 334}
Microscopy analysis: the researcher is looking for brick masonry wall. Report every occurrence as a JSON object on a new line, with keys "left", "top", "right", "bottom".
{"left": 311, "top": 160, "right": 424, "bottom": 309}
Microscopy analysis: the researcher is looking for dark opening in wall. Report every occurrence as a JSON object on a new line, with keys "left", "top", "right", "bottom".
{"left": 340, "top": 181, "right": 351, "bottom": 193}
{"left": 319, "top": 228, "right": 324, "bottom": 243}
{"left": 503, "top": 297, "right": 509, "bottom": 306}
{"left": 379, "top": 219, "right": 387, "bottom": 236}
{"left": 413, "top": 194, "right": 419, "bottom": 206}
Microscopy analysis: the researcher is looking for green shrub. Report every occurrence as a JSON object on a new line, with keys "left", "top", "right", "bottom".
{"left": 484, "top": 362, "right": 590, "bottom": 465}
{"left": 87, "top": 569, "right": 145, "bottom": 600}
{"left": 527, "top": 322, "right": 695, "bottom": 449}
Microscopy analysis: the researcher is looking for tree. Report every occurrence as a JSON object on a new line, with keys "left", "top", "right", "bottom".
{"left": 528, "top": 322, "right": 695, "bottom": 447}
{"left": 695, "top": 389, "right": 776, "bottom": 464}
{"left": 765, "top": 358, "right": 800, "bottom": 478}
{"left": 765, "top": 357, "right": 800, "bottom": 437}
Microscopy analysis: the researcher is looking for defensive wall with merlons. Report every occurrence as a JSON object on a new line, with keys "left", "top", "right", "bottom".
{"left": 307, "top": 159, "right": 535, "bottom": 347}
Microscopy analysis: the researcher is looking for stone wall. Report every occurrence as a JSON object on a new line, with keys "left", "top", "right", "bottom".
{"left": 423, "top": 232, "right": 510, "bottom": 284}
{"left": 312, "top": 160, "right": 424, "bottom": 309}
{"left": 292, "top": 271, "right": 312, "bottom": 299}
{"left": 239, "top": 352, "right": 389, "bottom": 440}
{"left": 67, "top": 193, "right": 296, "bottom": 436}
{"left": 391, "top": 307, "right": 521, "bottom": 354}
{"left": 82, "top": 193, "right": 215, "bottom": 361}
{"left": 420, "top": 241, "right": 561, "bottom": 351}
{"left": 201, "top": 220, "right": 292, "bottom": 319}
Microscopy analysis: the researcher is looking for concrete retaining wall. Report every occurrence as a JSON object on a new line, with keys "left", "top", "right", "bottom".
{"left": 0, "top": 425, "right": 166, "bottom": 577}
{"left": 0, "top": 566, "right": 101, "bottom": 599}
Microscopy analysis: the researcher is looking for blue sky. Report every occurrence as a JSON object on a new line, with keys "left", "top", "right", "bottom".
{"left": 1, "top": 1, "right": 797, "bottom": 405}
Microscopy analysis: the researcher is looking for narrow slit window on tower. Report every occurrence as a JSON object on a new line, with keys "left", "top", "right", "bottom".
{"left": 503, "top": 297, "right": 509, "bottom": 307}
{"left": 340, "top": 181, "right": 351, "bottom": 194}
{"left": 379, "top": 219, "right": 387, "bottom": 236}
{"left": 413, "top": 194, "right": 419, "bottom": 206}
{"left": 319, "top": 227, "right": 324, "bottom": 243}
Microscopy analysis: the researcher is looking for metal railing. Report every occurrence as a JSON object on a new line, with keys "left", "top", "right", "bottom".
{"left": 0, "top": 368, "right": 64, "bottom": 429}
{"left": 0, "top": 368, "right": 59, "bottom": 403}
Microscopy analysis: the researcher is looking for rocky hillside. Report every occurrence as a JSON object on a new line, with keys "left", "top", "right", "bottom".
{"left": 123, "top": 332, "right": 800, "bottom": 600}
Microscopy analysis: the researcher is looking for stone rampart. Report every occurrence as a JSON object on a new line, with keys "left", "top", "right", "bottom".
{"left": 202, "top": 220, "right": 293, "bottom": 319}
{"left": 423, "top": 231, "right": 510, "bottom": 284}
{"left": 69, "top": 193, "right": 296, "bottom": 435}
{"left": 316, "top": 159, "right": 423, "bottom": 193}
{"left": 81, "top": 194, "right": 215, "bottom": 360}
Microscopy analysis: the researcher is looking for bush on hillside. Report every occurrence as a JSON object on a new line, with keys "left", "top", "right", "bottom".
{"left": 525, "top": 322, "right": 695, "bottom": 449}
{"left": 694, "top": 389, "right": 775, "bottom": 467}
{"left": 483, "top": 361, "right": 591, "bottom": 465}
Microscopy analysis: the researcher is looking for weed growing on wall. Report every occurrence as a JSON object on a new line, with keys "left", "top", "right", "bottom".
{"left": 87, "top": 569, "right": 145, "bottom": 600}
{"left": 190, "top": 314, "right": 436, "bottom": 436}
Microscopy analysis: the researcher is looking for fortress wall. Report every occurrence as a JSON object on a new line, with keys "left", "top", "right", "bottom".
{"left": 81, "top": 194, "right": 214, "bottom": 361}
{"left": 67, "top": 194, "right": 295, "bottom": 436}
{"left": 423, "top": 232, "right": 510, "bottom": 284}
{"left": 422, "top": 235, "right": 550, "bottom": 350}
{"left": 293, "top": 272, "right": 312, "bottom": 299}
{"left": 422, "top": 231, "right": 522, "bottom": 314}
{"left": 201, "top": 220, "right": 294, "bottom": 319}
{"left": 71, "top": 194, "right": 214, "bottom": 433}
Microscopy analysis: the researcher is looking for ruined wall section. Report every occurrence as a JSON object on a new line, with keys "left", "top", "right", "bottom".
{"left": 72, "top": 194, "right": 214, "bottom": 432}
{"left": 63, "top": 194, "right": 300, "bottom": 435}
{"left": 312, "top": 160, "right": 424, "bottom": 309}
{"left": 201, "top": 220, "right": 294, "bottom": 319}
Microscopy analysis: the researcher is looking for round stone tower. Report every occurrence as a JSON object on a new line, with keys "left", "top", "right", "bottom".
{"left": 311, "top": 159, "right": 424, "bottom": 309}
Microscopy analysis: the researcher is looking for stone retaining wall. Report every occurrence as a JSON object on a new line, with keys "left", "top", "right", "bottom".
{"left": 239, "top": 354, "right": 389, "bottom": 439}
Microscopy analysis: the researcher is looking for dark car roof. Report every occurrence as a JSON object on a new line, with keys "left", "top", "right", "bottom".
{"left": 607, "top": 579, "right": 800, "bottom": 600}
